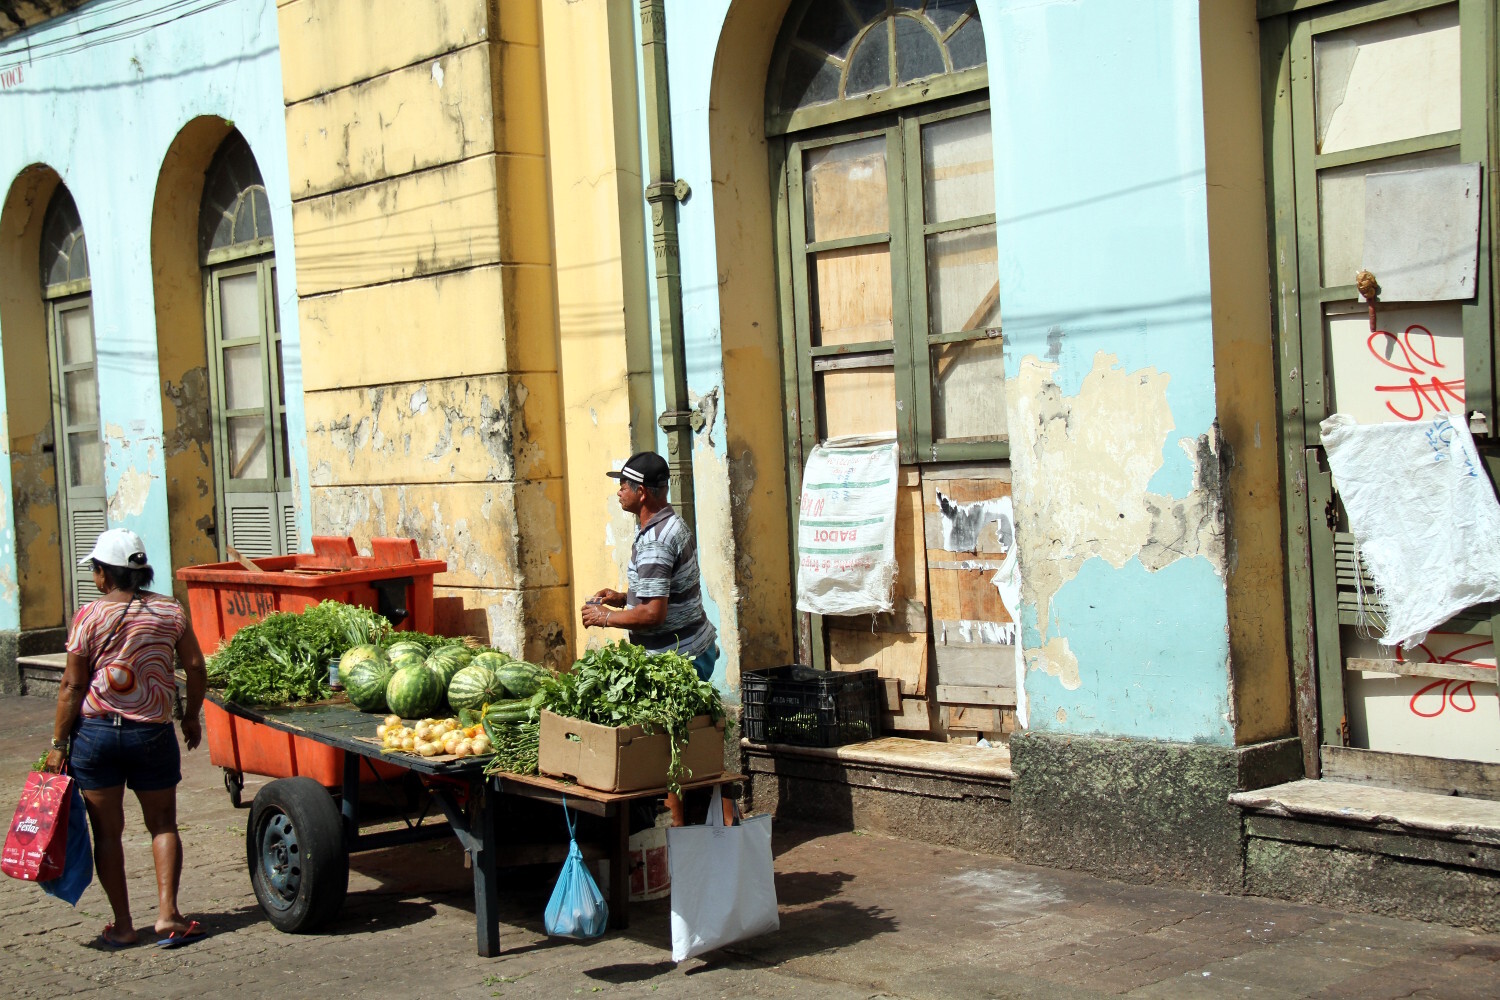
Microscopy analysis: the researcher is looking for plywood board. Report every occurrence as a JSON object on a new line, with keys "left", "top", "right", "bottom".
{"left": 928, "top": 568, "right": 1009, "bottom": 623}
{"left": 944, "top": 706, "right": 1003, "bottom": 732}
{"left": 883, "top": 695, "right": 934, "bottom": 732}
{"left": 933, "top": 645, "right": 1012, "bottom": 686}
{"left": 936, "top": 684, "right": 1015, "bottom": 707}
{"left": 828, "top": 628, "right": 929, "bottom": 697}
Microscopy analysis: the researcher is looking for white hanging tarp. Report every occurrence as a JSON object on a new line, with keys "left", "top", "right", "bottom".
{"left": 1321, "top": 412, "right": 1500, "bottom": 648}
{"left": 795, "top": 435, "right": 899, "bottom": 616}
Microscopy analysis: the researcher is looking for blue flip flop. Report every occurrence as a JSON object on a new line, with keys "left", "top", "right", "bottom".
{"left": 155, "top": 920, "right": 208, "bottom": 949}
{"left": 98, "top": 924, "right": 138, "bottom": 949}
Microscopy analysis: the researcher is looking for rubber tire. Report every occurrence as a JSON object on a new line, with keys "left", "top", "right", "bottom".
{"left": 223, "top": 769, "right": 244, "bottom": 809}
{"left": 246, "top": 777, "right": 349, "bottom": 933}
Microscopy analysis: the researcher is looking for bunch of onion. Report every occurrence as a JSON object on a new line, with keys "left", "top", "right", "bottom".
{"left": 377, "top": 715, "right": 490, "bottom": 758}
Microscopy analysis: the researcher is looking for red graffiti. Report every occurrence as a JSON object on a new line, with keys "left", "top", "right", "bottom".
{"left": 1366, "top": 325, "right": 1465, "bottom": 421}
{"left": 0, "top": 65, "right": 23, "bottom": 90}
{"left": 1409, "top": 679, "right": 1478, "bottom": 718}
{"left": 1397, "top": 633, "right": 1494, "bottom": 670}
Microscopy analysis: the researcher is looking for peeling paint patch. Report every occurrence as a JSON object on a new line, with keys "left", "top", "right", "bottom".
{"left": 1010, "top": 351, "right": 1225, "bottom": 655}
{"left": 1008, "top": 351, "right": 1229, "bottom": 736}
{"left": 691, "top": 440, "right": 740, "bottom": 687}
{"left": 108, "top": 467, "right": 154, "bottom": 521}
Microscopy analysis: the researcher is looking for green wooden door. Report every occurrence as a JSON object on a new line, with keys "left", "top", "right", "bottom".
{"left": 1271, "top": 0, "right": 1498, "bottom": 763}
{"left": 206, "top": 257, "right": 296, "bottom": 559}
{"left": 47, "top": 296, "right": 107, "bottom": 612}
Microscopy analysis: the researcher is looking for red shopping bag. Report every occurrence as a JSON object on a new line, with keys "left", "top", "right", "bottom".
{"left": 2, "top": 771, "right": 74, "bottom": 883}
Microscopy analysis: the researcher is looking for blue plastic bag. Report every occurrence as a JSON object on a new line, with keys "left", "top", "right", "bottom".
{"left": 40, "top": 781, "right": 91, "bottom": 906}
{"left": 544, "top": 801, "right": 608, "bottom": 939}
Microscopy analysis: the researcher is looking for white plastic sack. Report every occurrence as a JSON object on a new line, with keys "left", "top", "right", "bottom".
{"left": 1321, "top": 412, "right": 1500, "bottom": 648}
{"left": 667, "top": 786, "right": 779, "bottom": 962}
{"left": 795, "top": 436, "right": 899, "bottom": 615}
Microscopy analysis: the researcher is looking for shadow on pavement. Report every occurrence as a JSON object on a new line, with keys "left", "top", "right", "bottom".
{"left": 774, "top": 868, "right": 855, "bottom": 906}
{"left": 582, "top": 960, "right": 678, "bottom": 983}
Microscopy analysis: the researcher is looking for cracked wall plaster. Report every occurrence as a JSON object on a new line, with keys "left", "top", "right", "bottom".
{"left": 1010, "top": 351, "right": 1226, "bottom": 691}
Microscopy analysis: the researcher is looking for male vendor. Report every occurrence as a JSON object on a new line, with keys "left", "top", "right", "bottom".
{"left": 581, "top": 451, "right": 719, "bottom": 681}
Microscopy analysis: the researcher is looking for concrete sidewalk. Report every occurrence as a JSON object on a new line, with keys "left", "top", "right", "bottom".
{"left": 0, "top": 695, "right": 1494, "bottom": 1000}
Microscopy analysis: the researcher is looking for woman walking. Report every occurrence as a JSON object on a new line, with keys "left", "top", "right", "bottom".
{"left": 42, "top": 529, "right": 209, "bottom": 948}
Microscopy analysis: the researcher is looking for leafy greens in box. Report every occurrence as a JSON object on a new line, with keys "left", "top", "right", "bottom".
{"left": 539, "top": 641, "right": 725, "bottom": 790}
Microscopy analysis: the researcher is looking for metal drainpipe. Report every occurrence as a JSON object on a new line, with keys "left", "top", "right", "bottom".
{"left": 640, "top": 0, "right": 697, "bottom": 533}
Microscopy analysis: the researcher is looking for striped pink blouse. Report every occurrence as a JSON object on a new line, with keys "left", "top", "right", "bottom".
{"left": 67, "top": 595, "right": 187, "bottom": 724}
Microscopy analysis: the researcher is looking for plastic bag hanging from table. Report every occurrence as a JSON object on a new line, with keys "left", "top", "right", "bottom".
{"left": 667, "top": 784, "right": 779, "bottom": 962}
{"left": 544, "top": 798, "right": 609, "bottom": 939}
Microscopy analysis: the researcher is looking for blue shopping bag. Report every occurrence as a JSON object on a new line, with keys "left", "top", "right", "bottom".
{"left": 544, "top": 800, "right": 608, "bottom": 940}
{"left": 40, "top": 781, "right": 92, "bottom": 906}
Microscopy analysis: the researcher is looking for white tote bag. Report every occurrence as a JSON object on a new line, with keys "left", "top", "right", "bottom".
{"left": 667, "top": 786, "right": 779, "bottom": 962}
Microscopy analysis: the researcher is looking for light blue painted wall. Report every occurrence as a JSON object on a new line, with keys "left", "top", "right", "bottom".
{"left": 631, "top": 0, "right": 742, "bottom": 686}
{"left": 983, "top": 0, "right": 1231, "bottom": 744}
{"left": 0, "top": 0, "right": 311, "bottom": 629}
{"left": 636, "top": 0, "right": 1232, "bottom": 739}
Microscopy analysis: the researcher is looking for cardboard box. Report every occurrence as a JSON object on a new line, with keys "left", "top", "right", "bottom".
{"left": 538, "top": 710, "right": 725, "bottom": 792}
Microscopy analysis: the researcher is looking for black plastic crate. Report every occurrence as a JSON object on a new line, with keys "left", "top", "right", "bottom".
{"left": 741, "top": 665, "right": 881, "bottom": 747}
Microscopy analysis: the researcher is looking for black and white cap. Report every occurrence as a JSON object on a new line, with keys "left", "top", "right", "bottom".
{"left": 606, "top": 451, "right": 670, "bottom": 489}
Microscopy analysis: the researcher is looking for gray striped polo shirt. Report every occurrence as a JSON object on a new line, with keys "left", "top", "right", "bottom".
{"left": 625, "top": 505, "right": 717, "bottom": 656}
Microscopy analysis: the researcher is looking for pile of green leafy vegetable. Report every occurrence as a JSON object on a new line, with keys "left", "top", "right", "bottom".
{"left": 207, "top": 600, "right": 393, "bottom": 706}
{"left": 538, "top": 641, "right": 725, "bottom": 791}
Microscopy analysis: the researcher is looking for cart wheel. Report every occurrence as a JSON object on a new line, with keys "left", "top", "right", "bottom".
{"left": 246, "top": 777, "right": 348, "bottom": 933}
{"left": 223, "top": 769, "right": 245, "bottom": 809}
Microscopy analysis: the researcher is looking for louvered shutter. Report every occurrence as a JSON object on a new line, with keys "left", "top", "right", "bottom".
{"left": 68, "top": 504, "right": 107, "bottom": 612}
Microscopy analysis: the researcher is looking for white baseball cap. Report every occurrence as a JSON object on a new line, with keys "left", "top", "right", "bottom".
{"left": 80, "top": 528, "right": 150, "bottom": 568}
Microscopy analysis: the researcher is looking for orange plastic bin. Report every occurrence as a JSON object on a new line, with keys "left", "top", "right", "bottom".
{"left": 179, "top": 536, "right": 448, "bottom": 792}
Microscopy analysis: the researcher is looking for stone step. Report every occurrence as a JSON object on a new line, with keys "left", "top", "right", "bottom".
{"left": 17, "top": 653, "right": 66, "bottom": 698}
{"left": 1233, "top": 778, "right": 1500, "bottom": 931}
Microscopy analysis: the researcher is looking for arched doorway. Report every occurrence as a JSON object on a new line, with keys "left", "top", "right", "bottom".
{"left": 767, "top": 1, "right": 1013, "bottom": 741}
{"left": 39, "top": 185, "right": 107, "bottom": 612}
{"left": 198, "top": 132, "right": 296, "bottom": 558}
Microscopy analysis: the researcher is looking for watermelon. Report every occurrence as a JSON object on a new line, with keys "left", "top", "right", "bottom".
{"left": 386, "top": 663, "right": 442, "bottom": 719}
{"left": 447, "top": 663, "right": 507, "bottom": 713}
{"left": 344, "top": 659, "right": 395, "bottom": 713}
{"left": 495, "top": 662, "right": 547, "bottom": 698}
{"left": 471, "top": 650, "right": 511, "bottom": 674}
{"left": 386, "top": 640, "right": 428, "bottom": 663}
{"left": 388, "top": 648, "right": 427, "bottom": 674}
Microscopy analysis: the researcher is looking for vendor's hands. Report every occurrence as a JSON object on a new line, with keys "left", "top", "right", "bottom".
{"left": 589, "top": 588, "right": 625, "bottom": 607}
{"left": 181, "top": 715, "right": 202, "bottom": 751}
{"left": 42, "top": 748, "right": 66, "bottom": 774}
{"left": 581, "top": 602, "right": 614, "bottom": 628}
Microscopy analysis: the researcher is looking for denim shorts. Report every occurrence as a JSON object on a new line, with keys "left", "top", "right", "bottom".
{"left": 70, "top": 717, "right": 181, "bottom": 792}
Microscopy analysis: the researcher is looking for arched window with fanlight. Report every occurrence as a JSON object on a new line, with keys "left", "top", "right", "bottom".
{"left": 770, "top": 2, "right": 1010, "bottom": 735}
{"left": 200, "top": 132, "right": 296, "bottom": 559}
{"left": 770, "top": 0, "right": 1002, "bottom": 466}
{"left": 40, "top": 185, "right": 106, "bottom": 612}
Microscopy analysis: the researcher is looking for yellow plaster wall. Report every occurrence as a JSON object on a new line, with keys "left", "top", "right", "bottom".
{"left": 0, "top": 167, "right": 64, "bottom": 631}
{"left": 278, "top": 0, "right": 491, "bottom": 104}
{"left": 151, "top": 116, "right": 234, "bottom": 603}
{"left": 282, "top": 0, "right": 571, "bottom": 665}
{"left": 1199, "top": 0, "right": 1294, "bottom": 744}
{"left": 539, "top": 0, "right": 654, "bottom": 654}
{"left": 297, "top": 265, "right": 559, "bottom": 391}
{"left": 303, "top": 372, "right": 563, "bottom": 485}
{"left": 704, "top": 0, "right": 797, "bottom": 674}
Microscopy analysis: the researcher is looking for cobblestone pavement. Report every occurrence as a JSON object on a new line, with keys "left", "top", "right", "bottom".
{"left": 1, "top": 696, "right": 1495, "bottom": 999}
